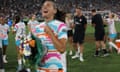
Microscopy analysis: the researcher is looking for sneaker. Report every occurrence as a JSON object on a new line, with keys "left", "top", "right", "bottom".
{"left": 94, "top": 50, "right": 100, "bottom": 57}
{"left": 26, "top": 68, "right": 31, "bottom": 72}
{"left": 0, "top": 69, "right": 5, "bottom": 72}
{"left": 3, "top": 55, "right": 8, "bottom": 63}
{"left": 101, "top": 53, "right": 109, "bottom": 57}
{"left": 16, "top": 65, "right": 22, "bottom": 72}
{"left": 3, "top": 59, "right": 8, "bottom": 63}
{"left": 69, "top": 51, "right": 72, "bottom": 55}
{"left": 94, "top": 54, "right": 100, "bottom": 57}
{"left": 79, "top": 56, "right": 84, "bottom": 62}
{"left": 72, "top": 53, "right": 79, "bottom": 59}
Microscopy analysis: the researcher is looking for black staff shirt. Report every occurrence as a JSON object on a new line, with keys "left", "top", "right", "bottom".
{"left": 92, "top": 14, "right": 104, "bottom": 32}
{"left": 74, "top": 15, "right": 87, "bottom": 32}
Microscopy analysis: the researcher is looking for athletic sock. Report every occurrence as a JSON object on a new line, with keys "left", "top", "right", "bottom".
{"left": 80, "top": 53, "right": 83, "bottom": 57}
{"left": 77, "top": 47, "right": 80, "bottom": 53}
{"left": 109, "top": 42, "right": 118, "bottom": 50}
{"left": 95, "top": 50, "right": 99, "bottom": 56}
{"left": 18, "top": 59, "right": 22, "bottom": 65}
{"left": 3, "top": 55, "right": 6, "bottom": 60}
{"left": 102, "top": 49, "right": 108, "bottom": 54}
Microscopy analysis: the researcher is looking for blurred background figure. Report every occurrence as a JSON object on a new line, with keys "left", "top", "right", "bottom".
{"left": 65, "top": 13, "right": 74, "bottom": 55}
{"left": 72, "top": 7, "right": 87, "bottom": 62}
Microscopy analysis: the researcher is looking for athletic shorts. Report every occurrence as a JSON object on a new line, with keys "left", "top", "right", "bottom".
{"left": 109, "top": 34, "right": 117, "bottom": 39}
{"left": 73, "top": 31, "right": 85, "bottom": 44}
{"left": 2, "top": 39, "right": 8, "bottom": 46}
{"left": 67, "top": 30, "right": 73, "bottom": 37}
{"left": 15, "top": 40, "right": 21, "bottom": 46}
{"left": 95, "top": 31, "right": 105, "bottom": 41}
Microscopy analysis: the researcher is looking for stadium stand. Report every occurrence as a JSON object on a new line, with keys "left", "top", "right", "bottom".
{"left": 0, "top": 0, "right": 120, "bottom": 20}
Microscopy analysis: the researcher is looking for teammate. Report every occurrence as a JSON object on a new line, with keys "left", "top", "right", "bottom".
{"left": 72, "top": 7, "right": 87, "bottom": 62}
{"left": 13, "top": 15, "right": 26, "bottom": 71}
{"left": 0, "top": 16, "right": 5, "bottom": 72}
{"left": 33, "top": 0, "right": 67, "bottom": 72}
{"left": 0, "top": 17, "right": 10, "bottom": 63}
{"left": 91, "top": 9, "right": 109, "bottom": 57}
{"left": 27, "top": 14, "right": 39, "bottom": 33}
{"left": 65, "top": 13, "right": 74, "bottom": 55}
{"left": 106, "top": 13, "right": 118, "bottom": 52}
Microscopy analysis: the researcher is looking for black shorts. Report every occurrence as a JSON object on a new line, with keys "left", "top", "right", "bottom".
{"left": 95, "top": 31, "right": 105, "bottom": 41}
{"left": 73, "top": 31, "right": 85, "bottom": 44}
{"left": 67, "top": 30, "right": 73, "bottom": 37}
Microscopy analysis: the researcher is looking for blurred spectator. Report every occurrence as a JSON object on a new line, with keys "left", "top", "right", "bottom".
{"left": 0, "top": 0, "right": 120, "bottom": 20}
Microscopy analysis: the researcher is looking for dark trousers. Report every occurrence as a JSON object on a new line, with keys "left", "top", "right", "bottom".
{"left": 0, "top": 48, "right": 4, "bottom": 69}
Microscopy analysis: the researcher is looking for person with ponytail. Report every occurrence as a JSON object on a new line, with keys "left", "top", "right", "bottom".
{"left": 12, "top": 15, "right": 26, "bottom": 72}
{"left": 33, "top": 0, "right": 67, "bottom": 72}
{"left": 106, "top": 13, "right": 118, "bottom": 52}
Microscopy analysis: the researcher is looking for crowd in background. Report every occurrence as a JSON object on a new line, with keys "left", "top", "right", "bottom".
{"left": 0, "top": 0, "right": 120, "bottom": 72}
{"left": 0, "top": 0, "right": 120, "bottom": 20}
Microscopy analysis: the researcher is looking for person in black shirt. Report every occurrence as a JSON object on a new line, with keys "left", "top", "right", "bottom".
{"left": 72, "top": 7, "right": 87, "bottom": 62}
{"left": 91, "top": 9, "right": 109, "bottom": 57}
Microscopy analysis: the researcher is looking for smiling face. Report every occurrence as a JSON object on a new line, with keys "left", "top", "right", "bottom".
{"left": 41, "top": 1, "right": 57, "bottom": 19}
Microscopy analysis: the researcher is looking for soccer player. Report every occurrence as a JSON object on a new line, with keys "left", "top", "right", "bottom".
{"left": 107, "top": 13, "right": 118, "bottom": 52}
{"left": 72, "top": 7, "right": 87, "bottom": 62}
{"left": 65, "top": 13, "right": 74, "bottom": 55}
{"left": 0, "top": 17, "right": 10, "bottom": 63}
{"left": 91, "top": 9, "right": 109, "bottom": 57}
{"left": 13, "top": 15, "right": 26, "bottom": 71}
{"left": 0, "top": 16, "right": 5, "bottom": 72}
{"left": 33, "top": 0, "right": 67, "bottom": 72}
{"left": 27, "top": 14, "right": 39, "bottom": 33}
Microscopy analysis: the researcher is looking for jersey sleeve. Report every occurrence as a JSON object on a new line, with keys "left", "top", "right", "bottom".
{"left": 57, "top": 23, "right": 67, "bottom": 40}
{"left": 27, "top": 20, "right": 31, "bottom": 25}
{"left": 36, "top": 21, "right": 39, "bottom": 24}
{"left": 13, "top": 24, "right": 18, "bottom": 32}
{"left": 32, "top": 25, "right": 40, "bottom": 37}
